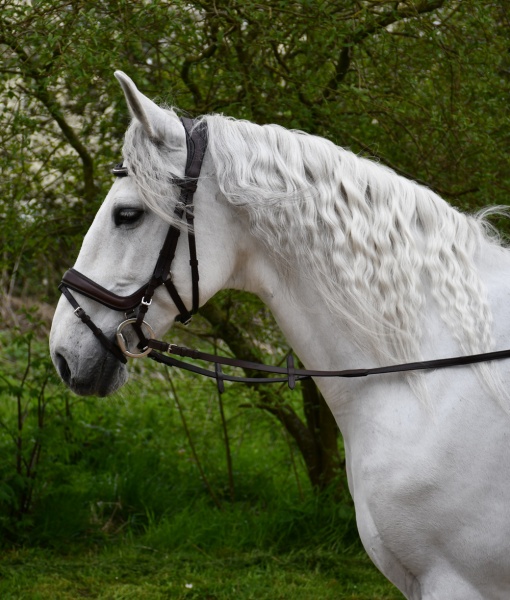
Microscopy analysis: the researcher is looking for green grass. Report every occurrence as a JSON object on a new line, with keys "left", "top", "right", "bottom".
{"left": 0, "top": 546, "right": 403, "bottom": 599}
{"left": 0, "top": 328, "right": 404, "bottom": 599}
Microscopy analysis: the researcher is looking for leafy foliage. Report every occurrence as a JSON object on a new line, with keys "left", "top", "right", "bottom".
{"left": 0, "top": 329, "right": 349, "bottom": 547}
{"left": 1, "top": 0, "right": 508, "bottom": 300}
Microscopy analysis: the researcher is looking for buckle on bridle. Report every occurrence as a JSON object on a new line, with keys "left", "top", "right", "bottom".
{"left": 116, "top": 318, "right": 155, "bottom": 358}
{"left": 74, "top": 306, "right": 85, "bottom": 318}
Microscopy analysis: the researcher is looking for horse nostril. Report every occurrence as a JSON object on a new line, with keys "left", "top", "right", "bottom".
{"left": 55, "top": 352, "right": 72, "bottom": 385}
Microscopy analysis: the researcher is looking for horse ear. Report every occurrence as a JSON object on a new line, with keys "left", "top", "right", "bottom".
{"left": 114, "top": 71, "right": 169, "bottom": 141}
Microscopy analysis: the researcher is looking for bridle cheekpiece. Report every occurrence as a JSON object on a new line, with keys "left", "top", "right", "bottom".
{"left": 58, "top": 117, "right": 208, "bottom": 362}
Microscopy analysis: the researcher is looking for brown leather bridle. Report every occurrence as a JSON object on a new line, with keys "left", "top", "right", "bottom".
{"left": 58, "top": 116, "right": 510, "bottom": 393}
{"left": 59, "top": 117, "right": 208, "bottom": 363}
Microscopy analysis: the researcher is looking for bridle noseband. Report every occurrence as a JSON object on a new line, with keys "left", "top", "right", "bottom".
{"left": 58, "top": 115, "right": 510, "bottom": 392}
{"left": 59, "top": 117, "right": 208, "bottom": 363}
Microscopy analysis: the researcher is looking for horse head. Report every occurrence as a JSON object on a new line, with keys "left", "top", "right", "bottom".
{"left": 49, "top": 72, "right": 258, "bottom": 396}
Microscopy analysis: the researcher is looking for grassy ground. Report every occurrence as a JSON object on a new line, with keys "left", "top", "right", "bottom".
{"left": 0, "top": 545, "right": 403, "bottom": 599}
{"left": 0, "top": 328, "right": 404, "bottom": 599}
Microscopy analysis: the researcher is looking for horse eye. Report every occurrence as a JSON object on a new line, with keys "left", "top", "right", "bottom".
{"left": 114, "top": 207, "right": 144, "bottom": 226}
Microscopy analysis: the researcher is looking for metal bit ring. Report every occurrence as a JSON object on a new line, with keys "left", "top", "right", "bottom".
{"left": 116, "top": 318, "right": 155, "bottom": 358}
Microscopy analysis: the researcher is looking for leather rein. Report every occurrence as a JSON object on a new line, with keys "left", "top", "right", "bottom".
{"left": 58, "top": 117, "right": 510, "bottom": 393}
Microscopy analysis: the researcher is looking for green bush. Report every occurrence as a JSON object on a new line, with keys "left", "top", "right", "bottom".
{"left": 0, "top": 329, "right": 355, "bottom": 553}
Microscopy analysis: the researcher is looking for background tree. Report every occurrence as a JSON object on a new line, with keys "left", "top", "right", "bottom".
{"left": 1, "top": 0, "right": 508, "bottom": 493}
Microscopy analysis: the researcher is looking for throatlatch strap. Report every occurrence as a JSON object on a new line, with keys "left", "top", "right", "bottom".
{"left": 163, "top": 279, "right": 193, "bottom": 324}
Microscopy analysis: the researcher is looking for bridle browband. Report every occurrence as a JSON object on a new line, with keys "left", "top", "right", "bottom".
{"left": 58, "top": 117, "right": 510, "bottom": 393}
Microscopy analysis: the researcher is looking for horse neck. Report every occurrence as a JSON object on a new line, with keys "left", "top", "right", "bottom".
{"left": 240, "top": 246, "right": 368, "bottom": 397}
{"left": 239, "top": 230, "right": 510, "bottom": 421}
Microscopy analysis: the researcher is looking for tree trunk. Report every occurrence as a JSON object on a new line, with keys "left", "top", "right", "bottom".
{"left": 199, "top": 300, "right": 344, "bottom": 494}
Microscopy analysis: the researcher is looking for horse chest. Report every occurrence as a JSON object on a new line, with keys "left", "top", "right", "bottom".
{"left": 341, "top": 374, "right": 510, "bottom": 595}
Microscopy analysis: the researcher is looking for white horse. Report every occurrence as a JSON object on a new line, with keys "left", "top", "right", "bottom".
{"left": 50, "top": 72, "right": 510, "bottom": 599}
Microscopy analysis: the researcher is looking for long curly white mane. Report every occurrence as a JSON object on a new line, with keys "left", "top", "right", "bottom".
{"left": 123, "top": 110, "right": 504, "bottom": 370}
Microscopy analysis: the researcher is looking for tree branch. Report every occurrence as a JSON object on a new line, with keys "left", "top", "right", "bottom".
{"left": 181, "top": 43, "right": 218, "bottom": 108}
{"left": 321, "top": 0, "right": 448, "bottom": 103}
{"left": 0, "top": 30, "right": 97, "bottom": 202}
{"left": 199, "top": 300, "right": 321, "bottom": 484}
